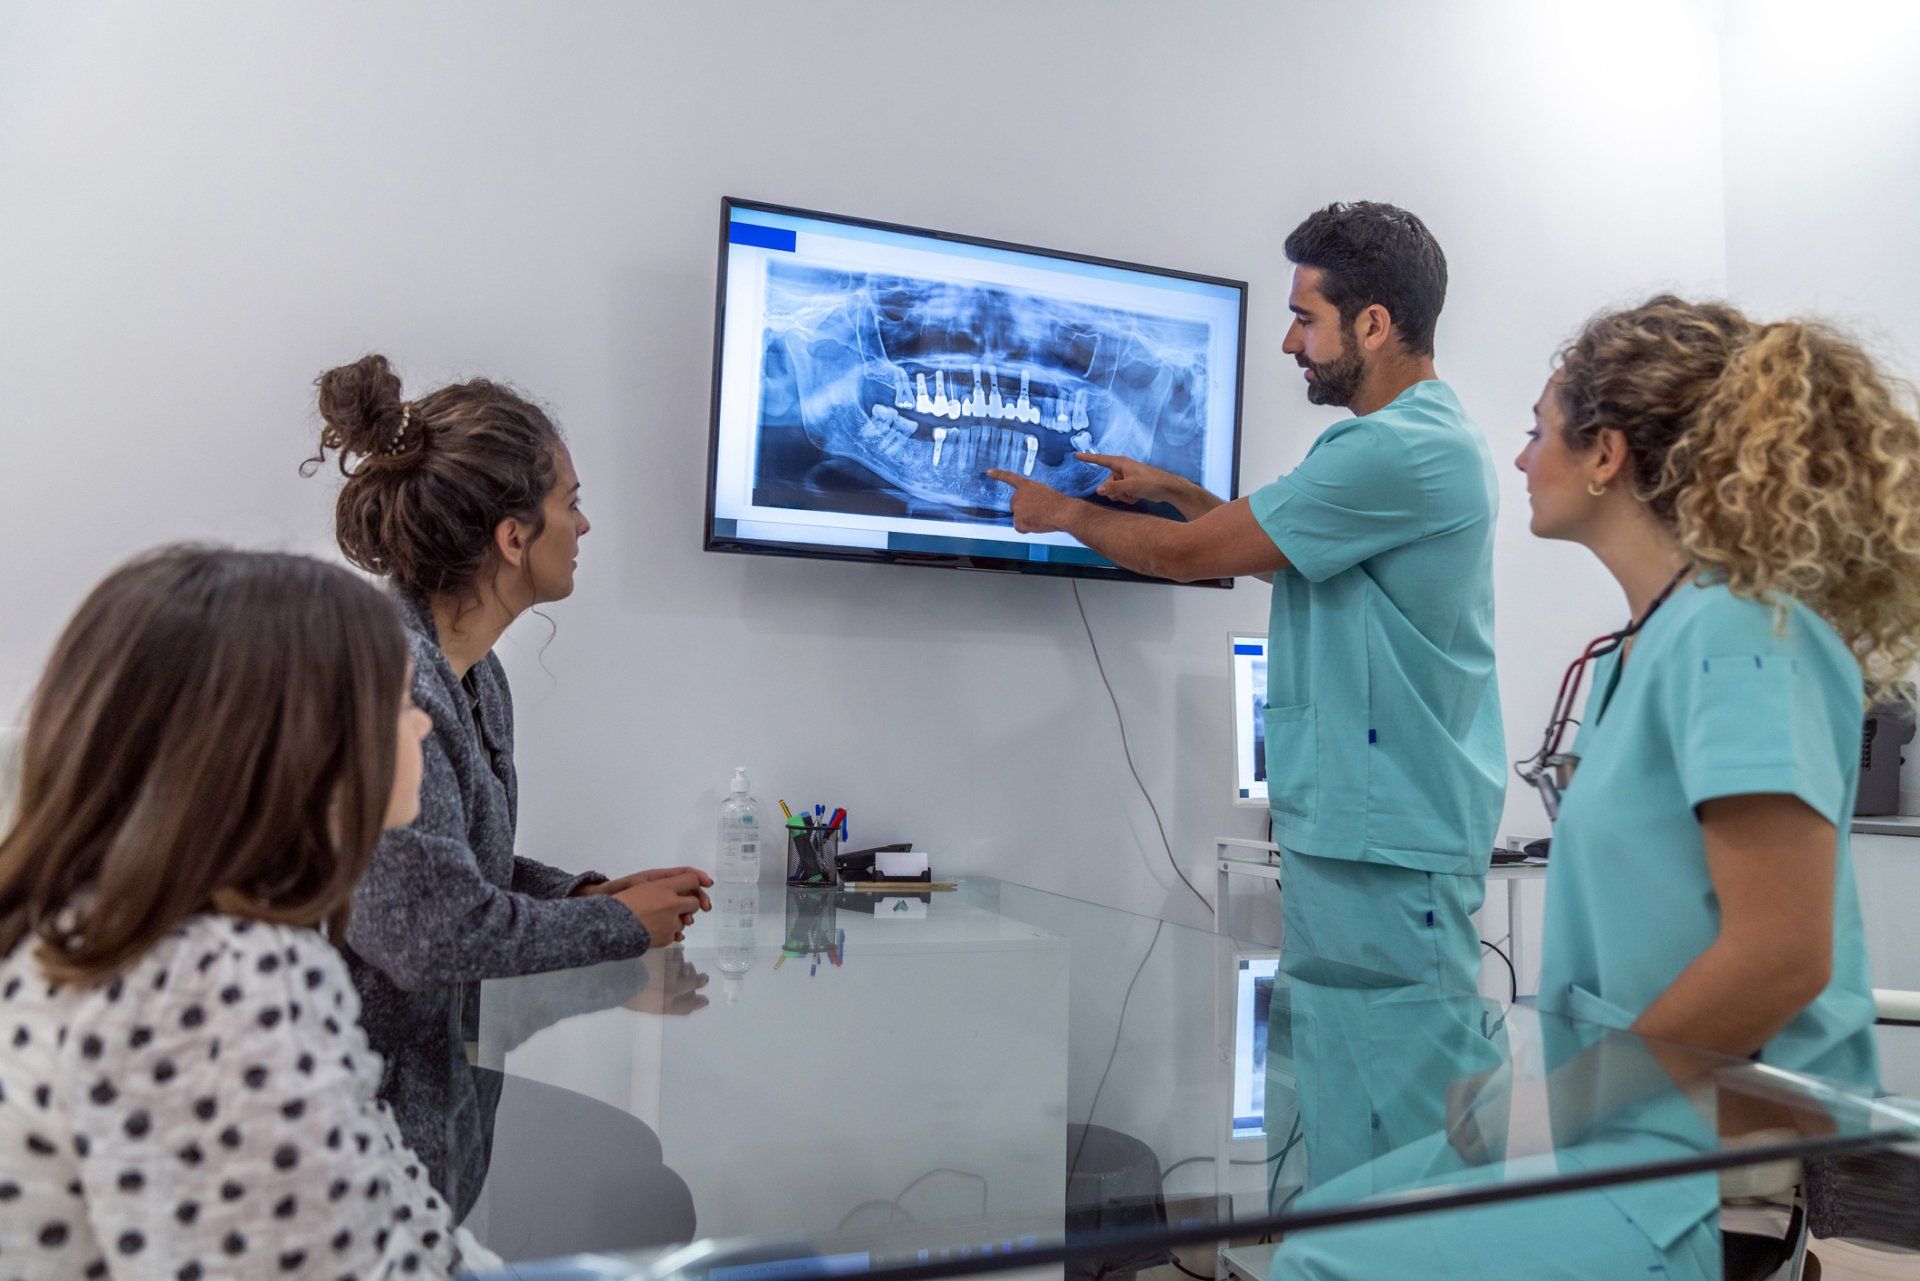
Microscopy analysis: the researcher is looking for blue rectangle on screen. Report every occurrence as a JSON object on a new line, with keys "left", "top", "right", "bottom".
{"left": 1233, "top": 643, "right": 1263, "bottom": 655}
{"left": 729, "top": 222, "right": 796, "bottom": 253}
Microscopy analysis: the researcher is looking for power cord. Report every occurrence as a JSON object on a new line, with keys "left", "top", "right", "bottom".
{"left": 1063, "top": 579, "right": 1208, "bottom": 1179}
{"left": 1481, "top": 938, "right": 1518, "bottom": 1004}
{"left": 1070, "top": 580, "right": 1211, "bottom": 914}
{"left": 835, "top": 1167, "right": 990, "bottom": 1230}
{"left": 1157, "top": 1116, "right": 1305, "bottom": 1274}
{"left": 1068, "top": 917, "right": 1164, "bottom": 1180}
{"left": 1159, "top": 1145, "right": 1296, "bottom": 1184}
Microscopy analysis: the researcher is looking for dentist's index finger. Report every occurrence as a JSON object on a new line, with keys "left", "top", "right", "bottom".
{"left": 984, "top": 469, "right": 1022, "bottom": 487}
{"left": 1075, "top": 452, "right": 1127, "bottom": 470}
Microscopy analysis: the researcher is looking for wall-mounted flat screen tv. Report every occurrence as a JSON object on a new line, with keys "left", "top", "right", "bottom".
{"left": 705, "top": 198, "right": 1248, "bottom": 587}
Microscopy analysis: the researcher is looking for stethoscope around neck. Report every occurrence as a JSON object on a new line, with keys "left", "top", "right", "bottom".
{"left": 1515, "top": 564, "right": 1693, "bottom": 821}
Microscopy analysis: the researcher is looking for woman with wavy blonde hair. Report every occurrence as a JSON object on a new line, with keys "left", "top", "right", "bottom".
{"left": 1519, "top": 292, "right": 1920, "bottom": 1056}
{"left": 1508, "top": 294, "right": 1917, "bottom": 1261}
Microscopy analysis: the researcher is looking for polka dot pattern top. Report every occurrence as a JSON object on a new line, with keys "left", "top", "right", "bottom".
{"left": 0, "top": 916, "right": 485, "bottom": 1279}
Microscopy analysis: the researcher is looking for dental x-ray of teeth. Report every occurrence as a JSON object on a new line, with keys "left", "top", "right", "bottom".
{"left": 707, "top": 201, "right": 1246, "bottom": 583}
{"left": 751, "top": 260, "right": 1212, "bottom": 525}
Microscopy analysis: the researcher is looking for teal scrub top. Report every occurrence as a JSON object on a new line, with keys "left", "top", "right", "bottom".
{"left": 1540, "top": 580, "right": 1880, "bottom": 1088}
{"left": 1249, "top": 379, "right": 1506, "bottom": 873}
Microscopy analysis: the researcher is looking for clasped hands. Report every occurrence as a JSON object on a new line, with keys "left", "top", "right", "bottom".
{"left": 576, "top": 866, "right": 714, "bottom": 943}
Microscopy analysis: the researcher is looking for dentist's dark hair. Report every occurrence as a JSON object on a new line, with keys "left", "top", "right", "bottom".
{"left": 303, "top": 353, "right": 562, "bottom": 604}
{"left": 1284, "top": 201, "right": 1449, "bottom": 357}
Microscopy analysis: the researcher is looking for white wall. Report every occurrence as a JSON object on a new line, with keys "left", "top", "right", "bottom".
{"left": 1719, "top": 0, "right": 1920, "bottom": 1092}
{"left": 0, "top": 1, "right": 1731, "bottom": 927}
{"left": 1720, "top": 0, "right": 1920, "bottom": 810}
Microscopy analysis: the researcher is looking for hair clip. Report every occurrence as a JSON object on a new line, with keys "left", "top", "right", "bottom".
{"left": 386, "top": 404, "right": 412, "bottom": 454}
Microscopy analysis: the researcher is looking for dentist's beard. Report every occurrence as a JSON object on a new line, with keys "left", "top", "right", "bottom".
{"left": 1300, "top": 329, "right": 1365, "bottom": 407}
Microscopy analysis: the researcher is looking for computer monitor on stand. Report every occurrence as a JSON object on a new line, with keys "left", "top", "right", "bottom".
{"left": 1230, "top": 633, "right": 1268, "bottom": 807}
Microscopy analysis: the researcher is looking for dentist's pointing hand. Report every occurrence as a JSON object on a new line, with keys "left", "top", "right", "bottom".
{"left": 1076, "top": 452, "right": 1180, "bottom": 506}
{"left": 986, "top": 470, "right": 1071, "bottom": 534}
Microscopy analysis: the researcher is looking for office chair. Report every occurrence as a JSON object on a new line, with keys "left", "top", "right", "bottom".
{"left": 1722, "top": 988, "right": 1920, "bottom": 1281}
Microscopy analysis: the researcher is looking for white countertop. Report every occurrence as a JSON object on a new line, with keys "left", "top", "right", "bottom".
{"left": 1854, "top": 815, "right": 1920, "bottom": 838}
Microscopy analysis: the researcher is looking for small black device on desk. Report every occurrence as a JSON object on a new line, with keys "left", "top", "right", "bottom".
{"left": 834, "top": 843, "right": 933, "bottom": 887}
{"left": 833, "top": 844, "right": 936, "bottom": 914}
{"left": 1491, "top": 838, "right": 1550, "bottom": 865}
{"left": 1860, "top": 699, "right": 1915, "bottom": 817}
{"left": 835, "top": 843, "right": 916, "bottom": 883}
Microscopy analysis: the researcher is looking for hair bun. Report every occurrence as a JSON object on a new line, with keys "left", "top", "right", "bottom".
{"left": 314, "top": 354, "right": 408, "bottom": 465}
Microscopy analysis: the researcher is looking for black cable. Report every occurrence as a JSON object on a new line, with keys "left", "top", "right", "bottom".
{"left": 1259, "top": 818, "right": 1283, "bottom": 911}
{"left": 1160, "top": 1152, "right": 1291, "bottom": 1187}
{"left": 1171, "top": 1261, "right": 1212, "bottom": 1280}
{"left": 1481, "top": 938, "right": 1518, "bottom": 1004}
{"left": 1068, "top": 918, "right": 1163, "bottom": 1180}
{"left": 1160, "top": 1155, "right": 1215, "bottom": 1181}
{"left": 1071, "top": 580, "right": 1211, "bottom": 914}
{"left": 1159, "top": 1112, "right": 1303, "bottom": 1243}
{"left": 835, "top": 1199, "right": 910, "bottom": 1229}
{"left": 836, "top": 1168, "right": 989, "bottom": 1231}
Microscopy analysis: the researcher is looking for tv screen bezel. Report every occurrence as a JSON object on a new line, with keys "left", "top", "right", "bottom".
{"left": 703, "top": 196, "right": 1249, "bottom": 589}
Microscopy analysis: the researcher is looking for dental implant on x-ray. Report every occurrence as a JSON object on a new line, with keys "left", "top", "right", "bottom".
{"left": 755, "top": 260, "right": 1213, "bottom": 518}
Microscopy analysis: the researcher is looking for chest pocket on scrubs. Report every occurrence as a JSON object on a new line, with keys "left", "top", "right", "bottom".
{"left": 1263, "top": 703, "right": 1318, "bottom": 820}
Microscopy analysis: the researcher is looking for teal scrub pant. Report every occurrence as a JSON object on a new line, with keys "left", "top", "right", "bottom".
{"left": 1271, "top": 1133, "right": 1721, "bottom": 1281}
{"left": 1276, "top": 848, "right": 1484, "bottom": 990}
{"left": 1264, "top": 851, "right": 1721, "bottom": 1279}
{"left": 1266, "top": 850, "right": 1502, "bottom": 1194}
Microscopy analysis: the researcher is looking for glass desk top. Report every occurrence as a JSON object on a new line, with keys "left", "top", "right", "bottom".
{"left": 464, "top": 878, "right": 1918, "bottom": 1280}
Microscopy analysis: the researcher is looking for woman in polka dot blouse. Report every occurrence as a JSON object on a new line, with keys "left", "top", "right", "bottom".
{"left": 0, "top": 547, "right": 496, "bottom": 1279}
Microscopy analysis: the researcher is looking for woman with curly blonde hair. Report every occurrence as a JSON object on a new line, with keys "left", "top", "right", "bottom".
{"left": 1509, "top": 294, "right": 1917, "bottom": 1265}
{"left": 1277, "top": 297, "right": 1920, "bottom": 1279}
{"left": 1520, "top": 294, "right": 1920, "bottom": 1069}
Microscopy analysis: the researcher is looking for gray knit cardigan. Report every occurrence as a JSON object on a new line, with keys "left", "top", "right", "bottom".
{"left": 341, "top": 590, "right": 653, "bottom": 1217}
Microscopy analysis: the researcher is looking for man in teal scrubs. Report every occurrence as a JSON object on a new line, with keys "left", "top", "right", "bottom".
{"left": 991, "top": 201, "right": 1506, "bottom": 1185}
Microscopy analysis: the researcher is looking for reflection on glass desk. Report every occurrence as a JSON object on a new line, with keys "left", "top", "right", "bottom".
{"left": 466, "top": 879, "right": 1920, "bottom": 1281}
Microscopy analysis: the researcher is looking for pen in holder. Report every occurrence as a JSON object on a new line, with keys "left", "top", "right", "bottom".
{"left": 786, "top": 824, "right": 841, "bottom": 886}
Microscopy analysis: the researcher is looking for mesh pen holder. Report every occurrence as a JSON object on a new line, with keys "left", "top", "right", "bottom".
{"left": 783, "top": 886, "right": 839, "bottom": 957}
{"left": 785, "top": 825, "right": 841, "bottom": 887}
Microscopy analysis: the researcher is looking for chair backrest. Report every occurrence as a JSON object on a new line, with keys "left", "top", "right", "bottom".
{"left": 1718, "top": 1126, "right": 1804, "bottom": 1201}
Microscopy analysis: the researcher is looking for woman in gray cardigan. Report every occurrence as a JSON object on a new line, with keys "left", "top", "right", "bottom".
{"left": 304, "top": 353, "right": 713, "bottom": 1218}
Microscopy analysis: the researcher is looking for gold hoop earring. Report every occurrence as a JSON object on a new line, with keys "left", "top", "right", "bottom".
{"left": 1587, "top": 481, "right": 1608, "bottom": 497}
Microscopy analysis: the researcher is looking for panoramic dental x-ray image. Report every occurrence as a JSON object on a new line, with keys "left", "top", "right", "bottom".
{"left": 751, "top": 260, "right": 1213, "bottom": 524}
